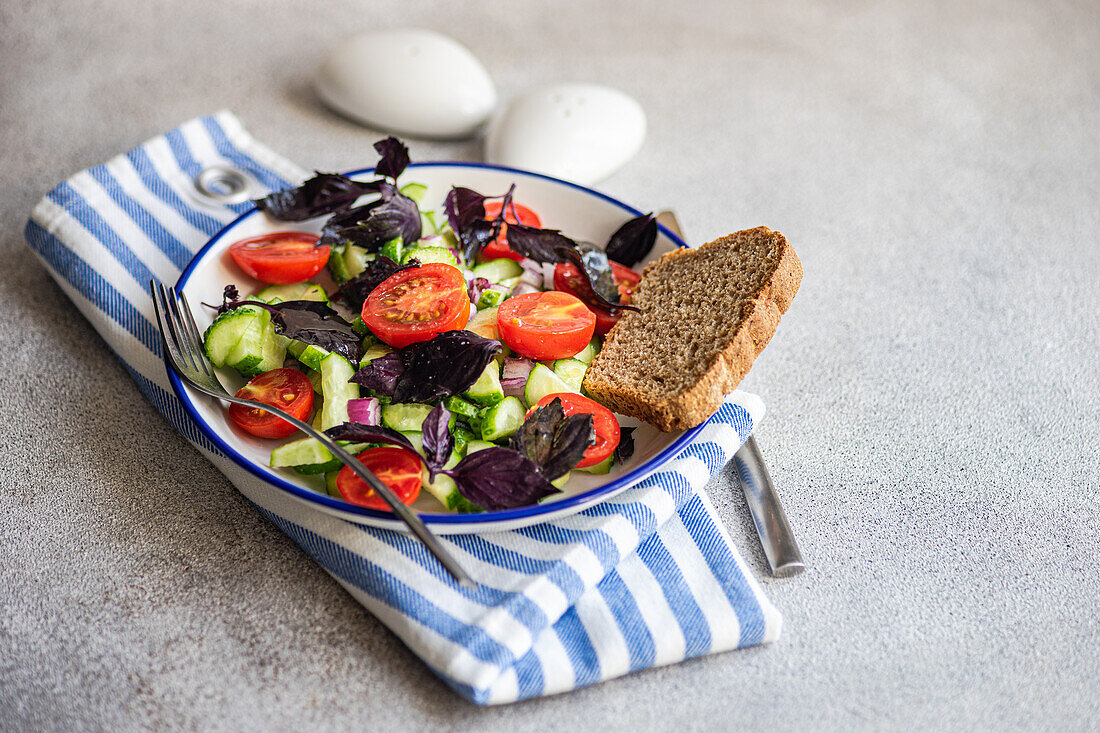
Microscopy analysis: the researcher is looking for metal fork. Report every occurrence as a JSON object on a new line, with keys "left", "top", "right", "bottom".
{"left": 150, "top": 281, "right": 476, "bottom": 588}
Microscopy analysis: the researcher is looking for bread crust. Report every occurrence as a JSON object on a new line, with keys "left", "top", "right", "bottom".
{"left": 582, "top": 227, "right": 802, "bottom": 431}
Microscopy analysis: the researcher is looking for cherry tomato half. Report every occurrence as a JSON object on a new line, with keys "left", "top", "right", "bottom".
{"left": 553, "top": 261, "right": 642, "bottom": 335}
{"left": 227, "top": 232, "right": 330, "bottom": 285}
{"left": 482, "top": 201, "right": 541, "bottom": 261}
{"left": 532, "top": 393, "right": 620, "bottom": 468}
{"left": 336, "top": 446, "right": 423, "bottom": 511}
{"left": 496, "top": 291, "right": 596, "bottom": 360}
{"left": 362, "top": 263, "right": 471, "bottom": 348}
{"left": 228, "top": 368, "right": 314, "bottom": 439}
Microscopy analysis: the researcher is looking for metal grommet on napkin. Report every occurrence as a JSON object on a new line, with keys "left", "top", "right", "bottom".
{"left": 192, "top": 165, "right": 253, "bottom": 205}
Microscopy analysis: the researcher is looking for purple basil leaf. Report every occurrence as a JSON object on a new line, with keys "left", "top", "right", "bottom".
{"left": 373, "top": 137, "right": 410, "bottom": 180}
{"left": 605, "top": 213, "right": 658, "bottom": 267}
{"left": 510, "top": 398, "right": 594, "bottom": 481}
{"left": 466, "top": 277, "right": 491, "bottom": 304}
{"left": 318, "top": 202, "right": 379, "bottom": 248}
{"left": 421, "top": 403, "right": 454, "bottom": 478}
{"left": 505, "top": 224, "right": 577, "bottom": 264}
{"left": 541, "top": 413, "right": 595, "bottom": 481}
{"left": 447, "top": 447, "right": 558, "bottom": 510}
{"left": 445, "top": 185, "right": 513, "bottom": 262}
{"left": 254, "top": 172, "right": 380, "bottom": 221}
{"left": 556, "top": 242, "right": 641, "bottom": 314}
{"left": 316, "top": 182, "right": 421, "bottom": 251}
{"left": 510, "top": 397, "right": 565, "bottom": 467}
{"left": 326, "top": 422, "right": 417, "bottom": 453}
{"left": 444, "top": 186, "right": 488, "bottom": 233}
{"left": 460, "top": 218, "right": 500, "bottom": 264}
{"left": 613, "top": 426, "right": 636, "bottom": 464}
{"left": 236, "top": 300, "right": 361, "bottom": 364}
{"left": 350, "top": 351, "right": 404, "bottom": 396}
{"left": 334, "top": 256, "right": 419, "bottom": 311}
{"left": 392, "top": 330, "right": 502, "bottom": 404}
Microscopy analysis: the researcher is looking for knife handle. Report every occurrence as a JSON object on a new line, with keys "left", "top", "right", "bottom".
{"left": 733, "top": 435, "right": 806, "bottom": 576}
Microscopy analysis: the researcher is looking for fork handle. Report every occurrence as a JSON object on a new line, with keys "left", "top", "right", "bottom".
{"left": 196, "top": 384, "right": 476, "bottom": 588}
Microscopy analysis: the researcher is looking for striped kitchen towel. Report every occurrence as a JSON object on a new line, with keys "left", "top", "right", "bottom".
{"left": 24, "top": 111, "right": 781, "bottom": 705}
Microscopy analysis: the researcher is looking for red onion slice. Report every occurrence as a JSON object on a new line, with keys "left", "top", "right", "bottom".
{"left": 346, "top": 397, "right": 381, "bottom": 426}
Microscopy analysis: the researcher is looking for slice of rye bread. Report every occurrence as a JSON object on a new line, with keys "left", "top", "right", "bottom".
{"left": 582, "top": 226, "right": 801, "bottom": 431}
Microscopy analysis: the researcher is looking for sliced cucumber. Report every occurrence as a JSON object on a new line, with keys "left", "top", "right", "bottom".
{"left": 465, "top": 306, "right": 500, "bottom": 342}
{"left": 271, "top": 436, "right": 334, "bottom": 468}
{"left": 463, "top": 361, "right": 504, "bottom": 406}
{"left": 328, "top": 244, "right": 352, "bottom": 282}
{"left": 359, "top": 342, "right": 392, "bottom": 368}
{"left": 258, "top": 282, "right": 328, "bottom": 303}
{"left": 287, "top": 340, "right": 329, "bottom": 371}
{"left": 319, "top": 352, "right": 359, "bottom": 430}
{"left": 379, "top": 237, "right": 404, "bottom": 263}
{"left": 444, "top": 395, "right": 481, "bottom": 422}
{"left": 572, "top": 336, "right": 602, "bottom": 364}
{"left": 420, "top": 210, "right": 443, "bottom": 236}
{"left": 552, "top": 358, "right": 588, "bottom": 392}
{"left": 343, "top": 245, "right": 373, "bottom": 279}
{"left": 271, "top": 437, "right": 368, "bottom": 475}
{"left": 524, "top": 363, "right": 577, "bottom": 407}
{"left": 465, "top": 440, "right": 495, "bottom": 454}
{"left": 402, "top": 246, "right": 457, "bottom": 266}
{"left": 472, "top": 258, "right": 524, "bottom": 283}
{"left": 479, "top": 396, "right": 525, "bottom": 442}
{"left": 307, "top": 368, "right": 323, "bottom": 395}
{"left": 476, "top": 288, "right": 507, "bottom": 310}
{"left": 382, "top": 403, "right": 433, "bottom": 432}
{"left": 452, "top": 424, "right": 476, "bottom": 456}
{"left": 203, "top": 308, "right": 257, "bottom": 367}
{"left": 225, "top": 307, "right": 285, "bottom": 378}
{"left": 399, "top": 182, "right": 427, "bottom": 204}
{"left": 576, "top": 455, "right": 613, "bottom": 474}
{"left": 552, "top": 472, "right": 571, "bottom": 488}
{"left": 420, "top": 452, "right": 465, "bottom": 510}
{"left": 324, "top": 471, "right": 341, "bottom": 498}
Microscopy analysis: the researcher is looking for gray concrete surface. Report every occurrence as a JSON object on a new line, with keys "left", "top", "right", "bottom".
{"left": 2, "top": 0, "right": 1098, "bottom": 729}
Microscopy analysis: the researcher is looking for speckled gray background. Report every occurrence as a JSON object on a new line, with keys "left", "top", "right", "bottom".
{"left": 2, "top": 0, "right": 1098, "bottom": 730}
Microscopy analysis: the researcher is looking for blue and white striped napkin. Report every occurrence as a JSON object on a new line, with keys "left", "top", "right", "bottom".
{"left": 24, "top": 111, "right": 781, "bottom": 704}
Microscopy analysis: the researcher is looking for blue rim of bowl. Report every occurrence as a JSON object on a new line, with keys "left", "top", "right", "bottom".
{"left": 169, "top": 161, "right": 700, "bottom": 527}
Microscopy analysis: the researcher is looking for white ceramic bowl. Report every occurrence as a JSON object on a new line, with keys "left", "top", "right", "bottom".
{"left": 170, "top": 162, "right": 696, "bottom": 533}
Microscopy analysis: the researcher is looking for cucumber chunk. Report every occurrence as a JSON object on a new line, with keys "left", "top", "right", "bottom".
{"left": 479, "top": 396, "right": 525, "bottom": 442}
{"left": 203, "top": 308, "right": 257, "bottom": 367}
{"left": 524, "top": 364, "right": 577, "bottom": 407}
{"left": 258, "top": 282, "right": 328, "bottom": 303}
{"left": 452, "top": 425, "right": 476, "bottom": 456}
{"left": 359, "top": 342, "right": 392, "bottom": 368}
{"left": 465, "top": 440, "right": 495, "bottom": 454}
{"left": 552, "top": 358, "right": 587, "bottom": 392}
{"left": 463, "top": 361, "right": 505, "bottom": 406}
{"left": 572, "top": 335, "right": 601, "bottom": 364}
{"left": 328, "top": 244, "right": 352, "bottom": 282}
{"left": 472, "top": 258, "right": 524, "bottom": 283}
{"left": 325, "top": 471, "right": 341, "bottom": 498}
{"left": 319, "top": 353, "right": 359, "bottom": 430}
{"left": 379, "top": 237, "right": 404, "bottom": 263}
{"left": 465, "top": 306, "right": 500, "bottom": 342}
{"left": 444, "top": 395, "right": 481, "bottom": 422}
{"left": 382, "top": 403, "right": 434, "bottom": 432}
{"left": 343, "top": 245, "right": 373, "bottom": 279}
{"left": 287, "top": 340, "right": 330, "bottom": 371}
{"left": 402, "top": 246, "right": 457, "bottom": 266}
{"left": 576, "top": 455, "right": 613, "bottom": 474}
{"left": 476, "top": 288, "right": 507, "bottom": 310}
{"left": 225, "top": 307, "right": 286, "bottom": 378}
{"left": 399, "top": 182, "right": 427, "bottom": 204}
